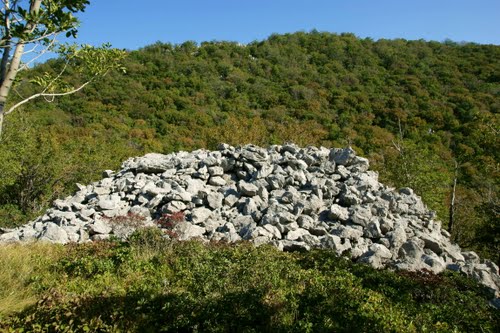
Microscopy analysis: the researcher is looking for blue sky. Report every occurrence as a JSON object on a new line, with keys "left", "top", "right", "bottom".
{"left": 73, "top": 0, "right": 500, "bottom": 49}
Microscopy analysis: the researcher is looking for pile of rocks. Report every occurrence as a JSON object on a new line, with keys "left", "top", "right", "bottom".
{"left": 1, "top": 143, "right": 499, "bottom": 299}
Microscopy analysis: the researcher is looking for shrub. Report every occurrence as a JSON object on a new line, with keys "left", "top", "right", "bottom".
{"left": 1, "top": 242, "right": 498, "bottom": 332}
{"left": 156, "top": 211, "right": 185, "bottom": 229}
{"left": 128, "top": 226, "right": 168, "bottom": 249}
{"left": 103, "top": 212, "right": 148, "bottom": 228}
{"left": 156, "top": 211, "right": 185, "bottom": 239}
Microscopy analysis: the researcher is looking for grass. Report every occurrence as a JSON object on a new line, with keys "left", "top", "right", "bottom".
{"left": 0, "top": 228, "right": 498, "bottom": 332}
{"left": 0, "top": 243, "right": 65, "bottom": 315}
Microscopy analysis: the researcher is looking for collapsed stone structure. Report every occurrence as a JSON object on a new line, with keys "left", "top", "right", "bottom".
{"left": 1, "top": 143, "right": 499, "bottom": 299}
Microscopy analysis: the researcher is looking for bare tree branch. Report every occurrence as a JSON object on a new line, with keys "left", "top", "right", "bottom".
{"left": 19, "top": 33, "right": 57, "bottom": 70}
{"left": 0, "top": 29, "right": 65, "bottom": 49}
{"left": 5, "top": 77, "right": 95, "bottom": 115}
{"left": 21, "top": 43, "right": 39, "bottom": 55}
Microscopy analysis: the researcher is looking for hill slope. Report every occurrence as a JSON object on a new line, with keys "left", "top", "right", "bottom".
{"left": 0, "top": 31, "right": 498, "bottom": 260}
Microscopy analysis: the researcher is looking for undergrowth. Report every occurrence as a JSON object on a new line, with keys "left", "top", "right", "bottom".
{"left": 0, "top": 228, "right": 498, "bottom": 332}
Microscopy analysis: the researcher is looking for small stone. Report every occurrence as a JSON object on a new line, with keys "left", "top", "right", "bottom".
{"left": 267, "top": 175, "right": 285, "bottom": 190}
{"left": 78, "top": 229, "right": 89, "bottom": 242}
{"left": 202, "top": 219, "right": 224, "bottom": 233}
{"left": 370, "top": 243, "right": 392, "bottom": 259}
{"left": 208, "top": 166, "right": 224, "bottom": 176}
{"left": 174, "top": 222, "right": 206, "bottom": 240}
{"left": 364, "top": 220, "right": 383, "bottom": 238}
{"left": 329, "top": 204, "right": 349, "bottom": 222}
{"left": 163, "top": 200, "right": 187, "bottom": 213}
{"left": 232, "top": 215, "right": 255, "bottom": 230}
{"left": 280, "top": 240, "right": 311, "bottom": 252}
{"left": 168, "top": 190, "right": 192, "bottom": 202}
{"left": 191, "top": 207, "right": 212, "bottom": 224}
{"left": 329, "top": 147, "right": 356, "bottom": 166}
{"left": 286, "top": 228, "right": 310, "bottom": 241}
{"left": 422, "top": 253, "right": 446, "bottom": 273}
{"left": 301, "top": 234, "right": 320, "bottom": 247}
{"left": 349, "top": 205, "right": 372, "bottom": 227}
{"left": 0, "top": 231, "right": 20, "bottom": 242}
{"left": 379, "top": 218, "right": 394, "bottom": 234}
{"left": 207, "top": 192, "right": 224, "bottom": 209}
{"left": 242, "top": 197, "right": 260, "bottom": 217}
{"left": 89, "top": 219, "right": 112, "bottom": 235}
{"left": 98, "top": 196, "right": 121, "bottom": 210}
{"left": 209, "top": 176, "right": 226, "bottom": 186}
{"left": 238, "top": 181, "right": 259, "bottom": 196}
{"left": 421, "top": 235, "right": 444, "bottom": 255}
{"left": 185, "top": 178, "right": 206, "bottom": 195}
{"left": 39, "top": 222, "right": 69, "bottom": 244}
{"left": 258, "top": 186, "right": 269, "bottom": 202}
{"left": 320, "top": 234, "right": 351, "bottom": 255}
{"left": 339, "top": 186, "right": 361, "bottom": 206}
{"left": 223, "top": 194, "right": 239, "bottom": 207}
{"left": 256, "top": 164, "right": 274, "bottom": 179}
{"left": 336, "top": 165, "right": 350, "bottom": 179}
{"left": 387, "top": 225, "right": 407, "bottom": 250}
{"left": 398, "top": 240, "right": 424, "bottom": 260}
{"left": 297, "top": 215, "right": 315, "bottom": 229}
{"left": 262, "top": 224, "right": 282, "bottom": 239}
{"left": 349, "top": 156, "right": 370, "bottom": 172}
{"left": 277, "top": 211, "right": 297, "bottom": 224}
{"left": 358, "top": 252, "right": 385, "bottom": 269}
{"left": 330, "top": 225, "right": 364, "bottom": 240}
{"left": 94, "top": 186, "right": 111, "bottom": 196}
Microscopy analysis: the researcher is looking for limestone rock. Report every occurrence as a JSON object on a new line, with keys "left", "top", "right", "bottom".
{"left": 329, "top": 204, "right": 349, "bottom": 222}
{"left": 174, "top": 222, "right": 206, "bottom": 241}
{"left": 89, "top": 219, "right": 112, "bottom": 235}
{"left": 191, "top": 207, "right": 212, "bottom": 224}
{"left": 39, "top": 222, "right": 69, "bottom": 244}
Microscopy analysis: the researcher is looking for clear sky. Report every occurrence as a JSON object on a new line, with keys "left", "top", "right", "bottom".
{"left": 72, "top": 0, "right": 500, "bottom": 49}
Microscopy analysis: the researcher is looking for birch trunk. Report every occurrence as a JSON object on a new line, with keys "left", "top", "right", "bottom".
{"left": 448, "top": 160, "right": 458, "bottom": 233}
{"left": 0, "top": 0, "right": 42, "bottom": 138}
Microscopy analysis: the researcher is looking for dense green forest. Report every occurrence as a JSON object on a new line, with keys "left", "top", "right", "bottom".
{"left": 0, "top": 31, "right": 498, "bottom": 260}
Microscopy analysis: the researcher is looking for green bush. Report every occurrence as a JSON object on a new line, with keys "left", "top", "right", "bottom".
{"left": 1, "top": 241, "right": 498, "bottom": 332}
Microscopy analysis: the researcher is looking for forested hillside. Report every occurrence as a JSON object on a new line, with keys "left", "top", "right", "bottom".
{"left": 0, "top": 31, "right": 498, "bottom": 260}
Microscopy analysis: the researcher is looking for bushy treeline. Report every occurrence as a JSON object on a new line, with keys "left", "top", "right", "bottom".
{"left": 1, "top": 233, "right": 499, "bottom": 332}
{"left": 0, "top": 31, "right": 498, "bottom": 260}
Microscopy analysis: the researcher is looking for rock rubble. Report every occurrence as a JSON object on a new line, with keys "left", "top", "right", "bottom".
{"left": 1, "top": 143, "right": 499, "bottom": 299}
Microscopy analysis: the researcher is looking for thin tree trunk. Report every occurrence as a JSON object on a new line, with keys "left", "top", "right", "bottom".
{"left": 448, "top": 160, "right": 458, "bottom": 233}
{"left": 0, "top": 42, "right": 26, "bottom": 102}
{"left": 0, "top": 103, "right": 4, "bottom": 138}
{"left": 0, "top": 45, "right": 11, "bottom": 86}
{"left": 0, "top": 0, "right": 11, "bottom": 87}
{"left": 0, "top": 0, "right": 42, "bottom": 137}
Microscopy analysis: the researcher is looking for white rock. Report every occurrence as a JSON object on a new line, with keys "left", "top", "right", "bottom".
{"left": 207, "top": 192, "right": 224, "bottom": 209}
{"left": 191, "top": 207, "right": 212, "bottom": 224}
{"left": 238, "top": 181, "right": 259, "bottom": 196}
{"left": 89, "top": 219, "right": 112, "bottom": 235}
{"left": 174, "top": 222, "right": 206, "bottom": 240}
{"left": 39, "top": 222, "right": 69, "bottom": 244}
{"left": 286, "top": 228, "right": 310, "bottom": 241}
{"left": 0, "top": 231, "right": 20, "bottom": 242}
{"left": 209, "top": 176, "right": 226, "bottom": 186}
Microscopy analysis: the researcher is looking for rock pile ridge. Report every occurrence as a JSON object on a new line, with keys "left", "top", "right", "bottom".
{"left": 1, "top": 143, "right": 499, "bottom": 299}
